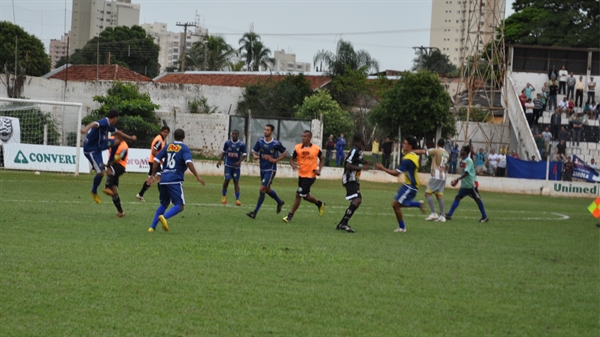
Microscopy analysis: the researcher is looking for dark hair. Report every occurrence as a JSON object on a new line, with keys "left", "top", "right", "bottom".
{"left": 266, "top": 124, "right": 275, "bottom": 132}
{"left": 232, "top": 129, "right": 239, "bottom": 134}
{"left": 173, "top": 128, "right": 185, "bottom": 141}
{"left": 160, "top": 126, "right": 170, "bottom": 132}
{"left": 405, "top": 136, "right": 418, "bottom": 150}
{"left": 462, "top": 145, "right": 471, "bottom": 153}
{"left": 437, "top": 138, "right": 445, "bottom": 147}
{"left": 353, "top": 132, "right": 364, "bottom": 144}
{"left": 303, "top": 130, "right": 312, "bottom": 136}
{"left": 106, "top": 109, "right": 119, "bottom": 119}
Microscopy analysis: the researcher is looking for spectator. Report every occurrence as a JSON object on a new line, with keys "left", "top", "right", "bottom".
{"left": 448, "top": 144, "right": 459, "bottom": 174}
{"left": 550, "top": 108, "right": 561, "bottom": 140}
{"left": 496, "top": 152, "right": 507, "bottom": 177}
{"left": 558, "top": 65, "right": 568, "bottom": 95}
{"left": 587, "top": 76, "right": 596, "bottom": 105}
{"left": 571, "top": 113, "right": 582, "bottom": 147}
{"left": 541, "top": 82, "right": 549, "bottom": 111}
{"left": 557, "top": 97, "right": 568, "bottom": 115}
{"left": 534, "top": 133, "right": 545, "bottom": 158}
{"left": 510, "top": 150, "right": 519, "bottom": 159}
{"left": 566, "top": 72, "right": 576, "bottom": 100}
{"left": 525, "top": 98, "right": 535, "bottom": 127}
{"left": 558, "top": 126, "right": 569, "bottom": 144}
{"left": 335, "top": 133, "right": 346, "bottom": 167}
{"left": 589, "top": 158, "right": 597, "bottom": 171}
{"left": 563, "top": 156, "right": 573, "bottom": 181}
{"left": 556, "top": 139, "right": 567, "bottom": 161}
{"left": 475, "top": 148, "right": 487, "bottom": 175}
{"left": 533, "top": 93, "right": 543, "bottom": 125}
{"left": 575, "top": 76, "right": 585, "bottom": 107}
{"left": 591, "top": 101, "right": 598, "bottom": 120}
{"left": 541, "top": 127, "right": 553, "bottom": 156}
{"left": 487, "top": 148, "right": 500, "bottom": 176}
{"left": 583, "top": 102, "right": 591, "bottom": 120}
{"left": 530, "top": 155, "right": 537, "bottom": 162}
{"left": 566, "top": 98, "right": 575, "bottom": 118}
{"left": 548, "top": 76, "right": 559, "bottom": 112}
{"left": 371, "top": 137, "right": 380, "bottom": 169}
{"left": 525, "top": 82, "right": 535, "bottom": 99}
{"left": 444, "top": 136, "right": 453, "bottom": 154}
{"left": 324, "top": 134, "right": 336, "bottom": 166}
{"left": 548, "top": 65, "right": 558, "bottom": 81}
{"left": 519, "top": 89, "right": 528, "bottom": 113}
{"left": 381, "top": 137, "right": 394, "bottom": 169}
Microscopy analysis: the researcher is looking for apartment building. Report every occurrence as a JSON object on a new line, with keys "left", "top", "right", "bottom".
{"left": 273, "top": 50, "right": 311, "bottom": 73}
{"left": 70, "top": 0, "right": 140, "bottom": 52}
{"left": 49, "top": 32, "right": 70, "bottom": 69}
{"left": 429, "top": 0, "right": 506, "bottom": 66}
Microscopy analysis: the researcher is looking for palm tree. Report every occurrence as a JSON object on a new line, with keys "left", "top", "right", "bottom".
{"left": 313, "top": 39, "right": 379, "bottom": 77}
{"left": 184, "top": 35, "right": 237, "bottom": 71}
{"left": 250, "top": 41, "right": 274, "bottom": 71}
{"left": 238, "top": 32, "right": 260, "bottom": 71}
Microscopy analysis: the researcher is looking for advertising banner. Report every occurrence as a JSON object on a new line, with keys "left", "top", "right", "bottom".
{"left": 0, "top": 117, "right": 20, "bottom": 145}
{"left": 573, "top": 155, "right": 600, "bottom": 183}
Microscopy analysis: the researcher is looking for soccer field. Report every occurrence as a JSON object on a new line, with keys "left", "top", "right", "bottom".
{"left": 0, "top": 170, "right": 597, "bottom": 336}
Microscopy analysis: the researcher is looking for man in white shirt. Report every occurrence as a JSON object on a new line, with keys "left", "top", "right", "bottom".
{"left": 558, "top": 65, "right": 568, "bottom": 95}
{"left": 575, "top": 76, "right": 585, "bottom": 107}
{"left": 557, "top": 97, "right": 568, "bottom": 114}
{"left": 587, "top": 76, "right": 596, "bottom": 105}
{"left": 541, "top": 127, "right": 553, "bottom": 156}
{"left": 589, "top": 158, "right": 597, "bottom": 171}
{"left": 496, "top": 153, "right": 507, "bottom": 177}
{"left": 487, "top": 148, "right": 500, "bottom": 176}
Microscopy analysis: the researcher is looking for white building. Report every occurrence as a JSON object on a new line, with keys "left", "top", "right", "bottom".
{"left": 141, "top": 22, "right": 208, "bottom": 73}
{"left": 49, "top": 32, "right": 70, "bottom": 69}
{"left": 70, "top": 0, "right": 140, "bottom": 52}
{"left": 429, "top": 0, "right": 506, "bottom": 66}
{"left": 273, "top": 50, "right": 311, "bottom": 73}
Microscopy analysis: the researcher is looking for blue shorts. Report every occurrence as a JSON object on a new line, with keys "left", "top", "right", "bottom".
{"left": 84, "top": 138, "right": 118, "bottom": 174}
{"left": 224, "top": 166, "right": 241, "bottom": 181}
{"left": 159, "top": 182, "right": 185, "bottom": 206}
{"left": 456, "top": 187, "right": 481, "bottom": 200}
{"left": 395, "top": 184, "right": 418, "bottom": 206}
{"left": 260, "top": 171, "right": 276, "bottom": 187}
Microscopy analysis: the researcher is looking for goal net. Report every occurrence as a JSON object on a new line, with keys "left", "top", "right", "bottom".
{"left": 0, "top": 98, "right": 84, "bottom": 175}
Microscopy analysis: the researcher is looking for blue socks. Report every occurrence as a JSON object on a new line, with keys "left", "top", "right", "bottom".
{"left": 222, "top": 189, "right": 227, "bottom": 196}
{"left": 150, "top": 204, "right": 168, "bottom": 229}
{"left": 476, "top": 199, "right": 487, "bottom": 218}
{"left": 164, "top": 205, "right": 183, "bottom": 219}
{"left": 398, "top": 220, "right": 405, "bottom": 229}
{"left": 235, "top": 192, "right": 240, "bottom": 200}
{"left": 408, "top": 201, "right": 421, "bottom": 208}
{"left": 92, "top": 174, "right": 103, "bottom": 194}
{"left": 254, "top": 192, "right": 266, "bottom": 213}
{"left": 268, "top": 189, "right": 282, "bottom": 204}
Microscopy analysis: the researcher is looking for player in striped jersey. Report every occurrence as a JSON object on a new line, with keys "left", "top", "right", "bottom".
{"left": 137, "top": 126, "right": 170, "bottom": 202}
{"left": 415, "top": 138, "right": 449, "bottom": 222}
{"left": 376, "top": 136, "right": 426, "bottom": 233}
{"left": 336, "top": 132, "right": 366, "bottom": 233}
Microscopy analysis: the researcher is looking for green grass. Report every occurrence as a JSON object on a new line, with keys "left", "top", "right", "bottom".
{"left": 0, "top": 170, "right": 597, "bottom": 336}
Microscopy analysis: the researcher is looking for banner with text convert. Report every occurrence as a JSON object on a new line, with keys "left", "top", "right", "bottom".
{"left": 2, "top": 144, "right": 89, "bottom": 173}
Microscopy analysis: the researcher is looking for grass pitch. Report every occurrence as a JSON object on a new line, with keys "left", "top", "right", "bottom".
{"left": 0, "top": 170, "right": 597, "bottom": 336}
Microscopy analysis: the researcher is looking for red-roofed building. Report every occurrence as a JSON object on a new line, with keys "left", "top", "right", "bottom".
{"left": 43, "top": 64, "right": 152, "bottom": 82}
{"left": 153, "top": 72, "right": 330, "bottom": 90}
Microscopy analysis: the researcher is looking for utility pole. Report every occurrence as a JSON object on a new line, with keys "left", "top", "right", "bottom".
{"left": 412, "top": 46, "right": 439, "bottom": 70}
{"left": 176, "top": 22, "right": 196, "bottom": 72}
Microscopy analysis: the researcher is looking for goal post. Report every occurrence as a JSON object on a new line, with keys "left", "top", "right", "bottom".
{"left": 0, "top": 98, "right": 84, "bottom": 176}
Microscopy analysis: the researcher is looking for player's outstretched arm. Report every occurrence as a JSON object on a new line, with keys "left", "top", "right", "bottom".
{"left": 80, "top": 121, "right": 99, "bottom": 134}
{"left": 376, "top": 162, "right": 400, "bottom": 177}
{"left": 187, "top": 162, "right": 205, "bottom": 186}
{"left": 114, "top": 130, "right": 137, "bottom": 142}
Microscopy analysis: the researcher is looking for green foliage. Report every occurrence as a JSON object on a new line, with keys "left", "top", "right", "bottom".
{"left": 238, "top": 32, "right": 273, "bottom": 71}
{"left": 188, "top": 97, "right": 218, "bottom": 114}
{"left": 56, "top": 26, "right": 160, "bottom": 78}
{"left": 368, "top": 71, "right": 455, "bottom": 140}
{"left": 0, "top": 103, "right": 60, "bottom": 145}
{"left": 0, "top": 21, "right": 50, "bottom": 76}
{"left": 236, "top": 74, "right": 313, "bottom": 117}
{"left": 83, "top": 81, "right": 160, "bottom": 148}
{"left": 295, "top": 89, "right": 354, "bottom": 139}
{"left": 179, "top": 35, "right": 238, "bottom": 71}
{"left": 504, "top": 1, "right": 599, "bottom": 48}
{"left": 313, "top": 39, "right": 379, "bottom": 77}
{"left": 412, "top": 49, "right": 458, "bottom": 75}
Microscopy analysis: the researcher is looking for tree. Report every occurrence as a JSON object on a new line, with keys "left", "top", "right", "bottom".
{"left": 368, "top": 71, "right": 455, "bottom": 141}
{"left": 82, "top": 81, "right": 160, "bottom": 148}
{"left": 236, "top": 74, "right": 313, "bottom": 117}
{"left": 504, "top": 0, "right": 599, "bottom": 48}
{"left": 249, "top": 41, "right": 274, "bottom": 71}
{"left": 0, "top": 21, "right": 51, "bottom": 77}
{"left": 412, "top": 49, "right": 457, "bottom": 75}
{"left": 295, "top": 90, "right": 354, "bottom": 141}
{"left": 56, "top": 26, "right": 160, "bottom": 78}
{"left": 329, "top": 67, "right": 375, "bottom": 134}
{"left": 238, "top": 32, "right": 273, "bottom": 71}
{"left": 181, "top": 35, "right": 237, "bottom": 71}
{"left": 313, "top": 39, "right": 379, "bottom": 77}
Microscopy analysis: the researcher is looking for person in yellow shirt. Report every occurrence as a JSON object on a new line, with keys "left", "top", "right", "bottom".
{"left": 371, "top": 138, "right": 380, "bottom": 169}
{"left": 103, "top": 131, "right": 129, "bottom": 218}
{"left": 283, "top": 130, "right": 325, "bottom": 223}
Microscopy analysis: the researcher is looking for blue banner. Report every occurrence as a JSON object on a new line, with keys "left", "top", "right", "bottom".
{"left": 506, "top": 156, "right": 562, "bottom": 180}
{"left": 572, "top": 155, "right": 600, "bottom": 183}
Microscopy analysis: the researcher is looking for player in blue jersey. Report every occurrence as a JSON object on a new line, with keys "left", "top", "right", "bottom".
{"left": 246, "top": 124, "right": 287, "bottom": 219}
{"left": 217, "top": 129, "right": 247, "bottom": 206}
{"left": 80, "top": 109, "right": 136, "bottom": 204}
{"left": 445, "top": 145, "right": 489, "bottom": 223}
{"left": 376, "top": 136, "right": 426, "bottom": 233}
{"left": 146, "top": 128, "right": 205, "bottom": 232}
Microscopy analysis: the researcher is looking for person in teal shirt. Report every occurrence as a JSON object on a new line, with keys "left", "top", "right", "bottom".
{"left": 445, "top": 145, "right": 489, "bottom": 222}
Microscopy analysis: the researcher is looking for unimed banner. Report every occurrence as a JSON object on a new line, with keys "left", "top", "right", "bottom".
{"left": 506, "top": 156, "right": 562, "bottom": 180}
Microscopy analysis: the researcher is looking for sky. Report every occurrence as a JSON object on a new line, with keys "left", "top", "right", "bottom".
{"left": 0, "top": 0, "right": 515, "bottom": 72}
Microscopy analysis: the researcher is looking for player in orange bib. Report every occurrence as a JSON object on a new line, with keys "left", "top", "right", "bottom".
{"left": 136, "top": 126, "right": 170, "bottom": 202}
{"left": 102, "top": 131, "right": 129, "bottom": 218}
{"left": 282, "top": 130, "right": 326, "bottom": 223}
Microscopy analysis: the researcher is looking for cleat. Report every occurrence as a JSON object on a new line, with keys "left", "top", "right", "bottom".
{"left": 425, "top": 213, "right": 438, "bottom": 221}
{"left": 235, "top": 200, "right": 241, "bottom": 206}
{"left": 116, "top": 212, "right": 125, "bottom": 218}
{"left": 393, "top": 227, "right": 407, "bottom": 233}
{"left": 158, "top": 215, "right": 169, "bottom": 231}
{"left": 336, "top": 223, "right": 343, "bottom": 230}
{"left": 136, "top": 194, "right": 145, "bottom": 202}
{"left": 445, "top": 213, "right": 452, "bottom": 220}
{"left": 221, "top": 195, "right": 227, "bottom": 204}
{"left": 246, "top": 211, "right": 256, "bottom": 219}
{"left": 91, "top": 192, "right": 101, "bottom": 204}
{"left": 148, "top": 227, "right": 155, "bottom": 233}
{"left": 276, "top": 201, "right": 284, "bottom": 214}
{"left": 339, "top": 224, "right": 355, "bottom": 233}
{"left": 282, "top": 216, "right": 290, "bottom": 223}
{"left": 479, "top": 217, "right": 489, "bottom": 223}
{"left": 319, "top": 202, "right": 325, "bottom": 216}
{"left": 418, "top": 200, "right": 426, "bottom": 214}
{"left": 103, "top": 187, "right": 114, "bottom": 196}
{"left": 436, "top": 216, "right": 446, "bottom": 223}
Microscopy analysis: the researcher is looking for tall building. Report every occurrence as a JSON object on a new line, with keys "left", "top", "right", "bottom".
{"left": 272, "top": 50, "right": 311, "bottom": 73}
{"left": 49, "top": 32, "right": 70, "bottom": 69}
{"left": 141, "top": 22, "right": 208, "bottom": 73}
{"left": 429, "top": 0, "right": 506, "bottom": 66}
{"left": 70, "top": 0, "right": 140, "bottom": 53}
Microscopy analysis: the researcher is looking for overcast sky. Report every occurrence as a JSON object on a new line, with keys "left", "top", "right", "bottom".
{"left": 1, "top": 0, "right": 515, "bottom": 72}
